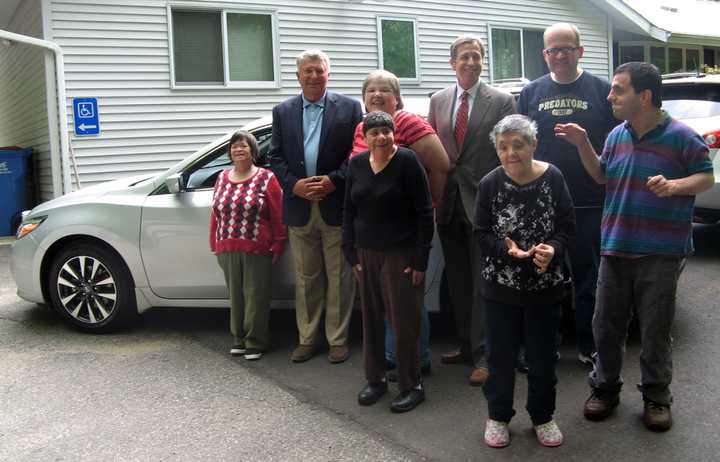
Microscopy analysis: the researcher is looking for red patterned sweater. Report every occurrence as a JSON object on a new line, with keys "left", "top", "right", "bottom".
{"left": 209, "top": 167, "right": 287, "bottom": 256}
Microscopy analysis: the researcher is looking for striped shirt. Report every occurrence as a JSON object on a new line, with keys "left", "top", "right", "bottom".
{"left": 599, "top": 113, "right": 713, "bottom": 257}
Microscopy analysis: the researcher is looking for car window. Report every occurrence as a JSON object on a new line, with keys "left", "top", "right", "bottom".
{"left": 662, "top": 83, "right": 720, "bottom": 103}
{"left": 184, "top": 129, "right": 273, "bottom": 190}
{"left": 663, "top": 100, "right": 720, "bottom": 119}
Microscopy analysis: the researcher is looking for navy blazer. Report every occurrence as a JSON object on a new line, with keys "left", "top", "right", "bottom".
{"left": 268, "top": 91, "right": 363, "bottom": 227}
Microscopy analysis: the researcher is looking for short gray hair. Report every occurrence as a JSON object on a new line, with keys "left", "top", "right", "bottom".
{"left": 296, "top": 49, "right": 331, "bottom": 72}
{"left": 490, "top": 114, "right": 538, "bottom": 146}
{"left": 450, "top": 34, "right": 485, "bottom": 59}
{"left": 361, "top": 70, "right": 404, "bottom": 110}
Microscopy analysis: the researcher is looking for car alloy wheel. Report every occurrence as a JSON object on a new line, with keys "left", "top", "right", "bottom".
{"left": 56, "top": 255, "right": 117, "bottom": 324}
{"left": 48, "top": 242, "right": 137, "bottom": 332}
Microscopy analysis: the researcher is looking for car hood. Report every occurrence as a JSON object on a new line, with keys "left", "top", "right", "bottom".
{"left": 29, "top": 174, "right": 155, "bottom": 215}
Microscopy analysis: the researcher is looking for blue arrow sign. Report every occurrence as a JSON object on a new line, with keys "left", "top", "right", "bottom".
{"left": 73, "top": 97, "right": 100, "bottom": 136}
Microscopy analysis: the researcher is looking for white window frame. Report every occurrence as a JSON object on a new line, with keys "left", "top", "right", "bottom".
{"left": 168, "top": 2, "right": 281, "bottom": 89}
{"left": 376, "top": 16, "right": 421, "bottom": 84}
{"left": 618, "top": 41, "right": 703, "bottom": 74}
{"left": 488, "top": 25, "right": 544, "bottom": 83}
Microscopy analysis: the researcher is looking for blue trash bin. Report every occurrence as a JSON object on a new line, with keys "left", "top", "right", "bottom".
{"left": 0, "top": 148, "right": 33, "bottom": 236}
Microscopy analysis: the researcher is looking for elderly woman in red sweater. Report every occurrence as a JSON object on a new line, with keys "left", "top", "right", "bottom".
{"left": 210, "top": 130, "right": 287, "bottom": 361}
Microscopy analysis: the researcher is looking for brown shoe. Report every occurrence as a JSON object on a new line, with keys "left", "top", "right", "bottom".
{"left": 469, "top": 367, "right": 489, "bottom": 386}
{"left": 583, "top": 391, "right": 619, "bottom": 421}
{"left": 290, "top": 344, "right": 316, "bottom": 363}
{"left": 441, "top": 349, "right": 472, "bottom": 365}
{"left": 643, "top": 401, "right": 672, "bottom": 431}
{"left": 328, "top": 345, "right": 350, "bottom": 364}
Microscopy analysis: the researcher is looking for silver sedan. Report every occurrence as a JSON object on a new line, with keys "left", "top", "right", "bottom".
{"left": 10, "top": 113, "right": 444, "bottom": 332}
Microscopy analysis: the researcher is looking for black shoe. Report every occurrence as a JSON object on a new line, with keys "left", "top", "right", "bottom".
{"left": 358, "top": 382, "right": 388, "bottom": 406}
{"left": 387, "top": 363, "right": 432, "bottom": 383}
{"left": 390, "top": 387, "right": 425, "bottom": 413}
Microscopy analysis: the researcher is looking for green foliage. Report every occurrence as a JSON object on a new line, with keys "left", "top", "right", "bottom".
{"left": 382, "top": 20, "right": 416, "bottom": 79}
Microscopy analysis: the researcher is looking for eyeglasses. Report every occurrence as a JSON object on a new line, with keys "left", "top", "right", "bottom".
{"left": 543, "top": 47, "right": 579, "bottom": 56}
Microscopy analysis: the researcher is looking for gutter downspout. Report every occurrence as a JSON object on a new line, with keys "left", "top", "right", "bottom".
{"left": 0, "top": 29, "right": 71, "bottom": 195}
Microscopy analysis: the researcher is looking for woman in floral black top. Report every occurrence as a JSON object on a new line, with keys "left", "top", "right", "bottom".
{"left": 474, "top": 115, "right": 575, "bottom": 448}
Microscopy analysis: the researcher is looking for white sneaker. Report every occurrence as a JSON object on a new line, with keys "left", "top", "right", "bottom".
{"left": 484, "top": 419, "right": 510, "bottom": 448}
{"left": 244, "top": 348, "right": 263, "bottom": 360}
{"left": 535, "top": 420, "right": 563, "bottom": 447}
{"left": 230, "top": 345, "right": 246, "bottom": 356}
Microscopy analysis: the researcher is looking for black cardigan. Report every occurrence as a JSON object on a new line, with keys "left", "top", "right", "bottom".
{"left": 342, "top": 147, "right": 434, "bottom": 270}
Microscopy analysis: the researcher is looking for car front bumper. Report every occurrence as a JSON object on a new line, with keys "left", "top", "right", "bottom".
{"left": 10, "top": 234, "right": 46, "bottom": 304}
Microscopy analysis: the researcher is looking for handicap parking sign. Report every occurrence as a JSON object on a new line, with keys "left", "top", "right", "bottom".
{"left": 73, "top": 97, "right": 100, "bottom": 136}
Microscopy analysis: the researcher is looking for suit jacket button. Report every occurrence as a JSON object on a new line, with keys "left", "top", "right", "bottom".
{"left": 300, "top": 161, "right": 304, "bottom": 165}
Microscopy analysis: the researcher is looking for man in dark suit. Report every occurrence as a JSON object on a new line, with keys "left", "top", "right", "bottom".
{"left": 269, "top": 49, "right": 363, "bottom": 364}
{"left": 428, "top": 35, "right": 516, "bottom": 385}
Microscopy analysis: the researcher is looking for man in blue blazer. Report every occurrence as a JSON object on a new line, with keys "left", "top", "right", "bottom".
{"left": 269, "top": 49, "right": 363, "bottom": 364}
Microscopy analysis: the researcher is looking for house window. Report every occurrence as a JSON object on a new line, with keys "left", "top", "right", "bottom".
{"left": 377, "top": 17, "right": 420, "bottom": 82}
{"left": 490, "top": 27, "right": 544, "bottom": 82}
{"left": 619, "top": 45, "right": 644, "bottom": 64}
{"left": 619, "top": 42, "right": 702, "bottom": 74}
{"left": 169, "top": 6, "right": 279, "bottom": 88}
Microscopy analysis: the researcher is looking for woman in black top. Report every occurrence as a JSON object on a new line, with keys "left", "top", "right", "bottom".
{"left": 474, "top": 115, "right": 575, "bottom": 448}
{"left": 342, "top": 111, "right": 434, "bottom": 413}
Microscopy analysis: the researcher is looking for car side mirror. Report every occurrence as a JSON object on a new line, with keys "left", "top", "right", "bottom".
{"left": 165, "top": 173, "right": 185, "bottom": 194}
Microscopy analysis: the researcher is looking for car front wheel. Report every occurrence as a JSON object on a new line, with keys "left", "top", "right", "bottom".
{"left": 48, "top": 242, "right": 137, "bottom": 332}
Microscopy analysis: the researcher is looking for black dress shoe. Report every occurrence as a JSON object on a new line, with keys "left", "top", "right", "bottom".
{"left": 390, "top": 387, "right": 425, "bottom": 413}
{"left": 358, "top": 382, "right": 388, "bottom": 406}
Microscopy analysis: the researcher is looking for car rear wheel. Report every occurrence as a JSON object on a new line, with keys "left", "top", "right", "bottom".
{"left": 48, "top": 242, "right": 137, "bottom": 332}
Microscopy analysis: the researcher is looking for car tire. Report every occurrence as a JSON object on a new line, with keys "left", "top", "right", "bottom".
{"left": 47, "top": 242, "right": 138, "bottom": 333}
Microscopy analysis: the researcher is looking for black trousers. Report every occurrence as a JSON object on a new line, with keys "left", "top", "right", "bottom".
{"left": 438, "top": 196, "right": 485, "bottom": 366}
{"left": 482, "top": 297, "right": 560, "bottom": 425}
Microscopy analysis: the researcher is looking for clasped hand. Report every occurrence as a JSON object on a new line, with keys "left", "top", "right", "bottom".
{"left": 505, "top": 237, "right": 555, "bottom": 274}
{"left": 292, "top": 176, "right": 336, "bottom": 201}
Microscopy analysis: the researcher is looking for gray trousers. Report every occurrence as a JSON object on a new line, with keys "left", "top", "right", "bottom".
{"left": 217, "top": 251, "right": 273, "bottom": 350}
{"left": 589, "top": 255, "right": 683, "bottom": 405}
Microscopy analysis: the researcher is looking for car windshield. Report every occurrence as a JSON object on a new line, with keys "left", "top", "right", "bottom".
{"left": 663, "top": 99, "right": 720, "bottom": 119}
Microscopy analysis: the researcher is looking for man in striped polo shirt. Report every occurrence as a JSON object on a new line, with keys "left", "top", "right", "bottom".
{"left": 554, "top": 62, "right": 714, "bottom": 432}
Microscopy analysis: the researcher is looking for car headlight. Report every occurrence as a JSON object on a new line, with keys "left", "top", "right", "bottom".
{"left": 16, "top": 216, "right": 47, "bottom": 239}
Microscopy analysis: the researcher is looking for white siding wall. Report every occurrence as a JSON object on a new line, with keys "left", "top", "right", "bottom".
{"left": 49, "top": 0, "right": 610, "bottom": 188}
{"left": 0, "top": 0, "right": 54, "bottom": 202}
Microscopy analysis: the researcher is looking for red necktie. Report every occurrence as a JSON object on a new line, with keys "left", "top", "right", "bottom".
{"left": 454, "top": 91, "right": 469, "bottom": 150}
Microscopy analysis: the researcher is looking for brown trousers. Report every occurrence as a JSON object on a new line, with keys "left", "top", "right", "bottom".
{"left": 356, "top": 247, "right": 423, "bottom": 392}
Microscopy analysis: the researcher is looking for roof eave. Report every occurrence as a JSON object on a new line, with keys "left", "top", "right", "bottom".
{"left": 589, "top": 0, "right": 671, "bottom": 42}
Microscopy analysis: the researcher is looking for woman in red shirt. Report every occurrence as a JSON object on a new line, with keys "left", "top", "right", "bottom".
{"left": 210, "top": 130, "right": 287, "bottom": 360}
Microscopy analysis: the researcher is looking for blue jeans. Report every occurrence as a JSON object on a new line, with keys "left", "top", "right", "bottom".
{"left": 385, "top": 304, "right": 431, "bottom": 367}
